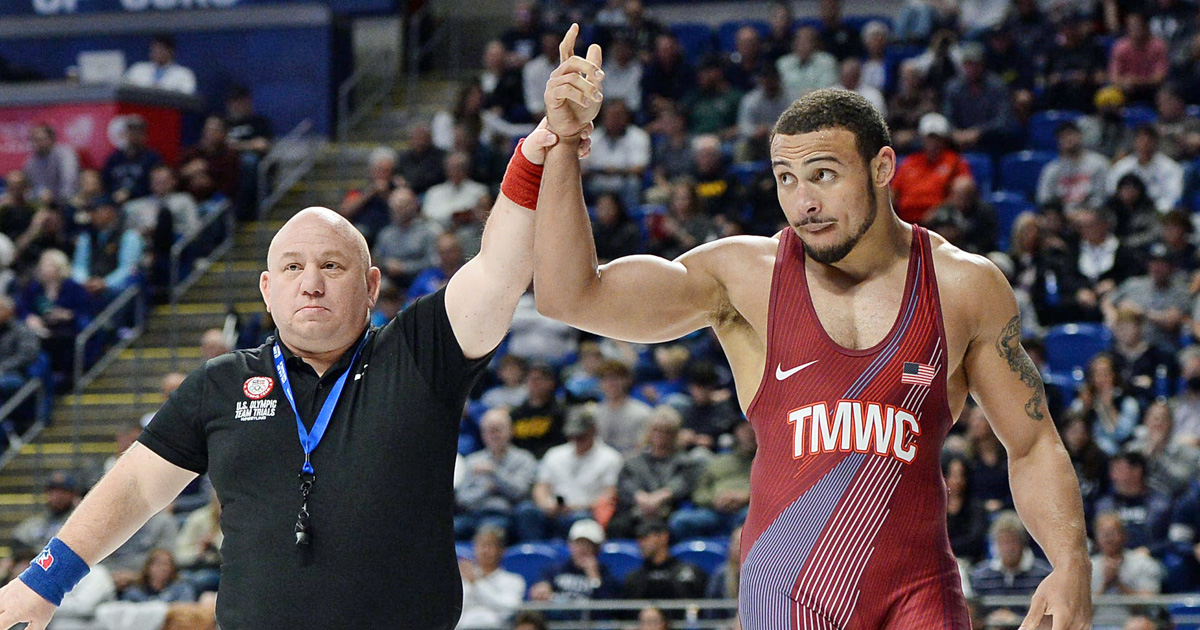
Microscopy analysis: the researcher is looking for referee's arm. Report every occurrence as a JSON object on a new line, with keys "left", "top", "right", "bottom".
{"left": 445, "top": 123, "right": 584, "bottom": 359}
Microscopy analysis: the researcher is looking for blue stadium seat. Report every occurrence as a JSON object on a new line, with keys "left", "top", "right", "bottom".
{"left": 1042, "top": 323, "right": 1114, "bottom": 375}
{"left": 717, "top": 20, "right": 770, "bottom": 53}
{"left": 1122, "top": 104, "right": 1157, "bottom": 129}
{"left": 670, "top": 23, "right": 716, "bottom": 63}
{"left": 1188, "top": 104, "right": 1200, "bottom": 119}
{"left": 962, "top": 152, "right": 993, "bottom": 195}
{"left": 1170, "top": 602, "right": 1200, "bottom": 630}
{"left": 671, "top": 540, "right": 728, "bottom": 575}
{"left": 1027, "top": 110, "right": 1083, "bottom": 152}
{"left": 731, "top": 160, "right": 770, "bottom": 187}
{"left": 988, "top": 190, "right": 1034, "bottom": 251}
{"left": 599, "top": 540, "right": 644, "bottom": 582}
{"left": 1042, "top": 370, "right": 1080, "bottom": 409}
{"left": 501, "top": 543, "right": 566, "bottom": 588}
{"left": 998, "top": 151, "right": 1054, "bottom": 201}
{"left": 456, "top": 542, "right": 475, "bottom": 560}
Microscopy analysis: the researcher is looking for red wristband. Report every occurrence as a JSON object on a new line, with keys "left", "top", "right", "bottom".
{"left": 501, "top": 138, "right": 543, "bottom": 211}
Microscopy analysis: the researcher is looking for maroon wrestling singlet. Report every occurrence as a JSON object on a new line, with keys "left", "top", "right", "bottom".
{"left": 741, "top": 226, "right": 971, "bottom": 629}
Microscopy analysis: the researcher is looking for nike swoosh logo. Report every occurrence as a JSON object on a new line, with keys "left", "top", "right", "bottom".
{"left": 776, "top": 360, "right": 819, "bottom": 380}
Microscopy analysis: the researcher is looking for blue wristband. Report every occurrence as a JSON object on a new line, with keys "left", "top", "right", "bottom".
{"left": 18, "top": 538, "right": 90, "bottom": 606}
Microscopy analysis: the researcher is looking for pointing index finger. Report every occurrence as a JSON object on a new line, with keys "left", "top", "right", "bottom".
{"left": 559, "top": 23, "right": 579, "bottom": 65}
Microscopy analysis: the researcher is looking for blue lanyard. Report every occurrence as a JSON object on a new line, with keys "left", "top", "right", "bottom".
{"left": 272, "top": 333, "right": 369, "bottom": 477}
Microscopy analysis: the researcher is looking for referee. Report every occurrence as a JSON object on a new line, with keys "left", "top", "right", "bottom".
{"left": 0, "top": 27, "right": 605, "bottom": 629}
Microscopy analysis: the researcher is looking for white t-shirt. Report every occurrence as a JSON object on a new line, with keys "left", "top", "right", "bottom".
{"left": 123, "top": 62, "right": 197, "bottom": 95}
{"left": 538, "top": 440, "right": 623, "bottom": 507}
{"left": 456, "top": 568, "right": 526, "bottom": 629}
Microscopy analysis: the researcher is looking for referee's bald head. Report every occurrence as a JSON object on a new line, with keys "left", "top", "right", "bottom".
{"left": 268, "top": 207, "right": 371, "bottom": 274}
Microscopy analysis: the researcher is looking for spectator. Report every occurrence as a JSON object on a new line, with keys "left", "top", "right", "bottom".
{"left": 224, "top": 85, "right": 273, "bottom": 158}
{"left": 725, "top": 25, "right": 766, "bottom": 93}
{"left": 1036, "top": 121, "right": 1111, "bottom": 213}
{"left": 1071, "top": 353, "right": 1142, "bottom": 455}
{"left": 510, "top": 361, "right": 567, "bottom": 458}
{"left": 776, "top": 26, "right": 838, "bottom": 101}
{"left": 1105, "top": 174, "right": 1160, "bottom": 248}
{"left": 1105, "top": 243, "right": 1190, "bottom": 350}
{"left": 649, "top": 179, "right": 718, "bottom": 261}
{"left": 71, "top": 198, "right": 144, "bottom": 302}
{"left": 1073, "top": 207, "right": 1141, "bottom": 302}
{"left": 123, "top": 34, "right": 196, "bottom": 95}
{"left": 1107, "top": 125, "right": 1184, "bottom": 212}
{"left": 689, "top": 135, "right": 743, "bottom": 217}
{"left": 1080, "top": 86, "right": 1134, "bottom": 159}
{"left": 681, "top": 57, "right": 742, "bottom": 139}
{"left": 174, "top": 491, "right": 221, "bottom": 593}
{"left": 956, "top": 0, "right": 1008, "bottom": 37}
{"left": 594, "top": 359, "right": 654, "bottom": 457}
{"left": 1158, "top": 210, "right": 1195, "bottom": 271}
{"left": 199, "top": 329, "right": 231, "bottom": 361}
{"left": 455, "top": 408, "right": 538, "bottom": 541}
{"left": 1094, "top": 451, "right": 1172, "bottom": 551}
{"left": 480, "top": 40, "right": 527, "bottom": 124}
{"left": 102, "top": 115, "right": 162, "bottom": 204}
{"left": 51, "top": 552, "right": 116, "bottom": 629}
{"left": 632, "top": 607, "right": 671, "bottom": 630}
{"left": 982, "top": 24, "right": 1034, "bottom": 90}
{"left": 604, "top": 34, "right": 644, "bottom": 113}
{"left": 13, "top": 472, "right": 79, "bottom": 550}
{"left": 964, "top": 405, "right": 1013, "bottom": 512}
{"left": 406, "top": 233, "right": 464, "bottom": 302}
{"left": 523, "top": 32, "right": 560, "bottom": 117}
{"left": 564, "top": 341, "right": 604, "bottom": 403}
{"left": 1173, "top": 31, "right": 1200, "bottom": 103}
{"left": 1174, "top": 348, "right": 1200, "bottom": 445}
{"left": 508, "top": 289, "right": 578, "bottom": 364}
{"left": 624, "top": 520, "right": 707, "bottom": 601}
{"left": 124, "top": 163, "right": 200, "bottom": 241}
{"left": 455, "top": 191, "right": 493, "bottom": 259}
{"left": 1061, "top": 411, "right": 1110, "bottom": 517}
{"left": 763, "top": 2, "right": 794, "bottom": 61}
{"left": 1153, "top": 83, "right": 1200, "bottom": 161}
{"left": 859, "top": 21, "right": 891, "bottom": 94}
{"left": 1109, "top": 12, "right": 1170, "bottom": 103}
{"left": 592, "top": 192, "right": 643, "bottom": 263}
{"left": 501, "top": 0, "right": 543, "bottom": 63}
{"left": 677, "top": 362, "right": 741, "bottom": 453}
{"left": 13, "top": 204, "right": 72, "bottom": 274}
{"left": 1007, "top": 212, "right": 1088, "bottom": 325}
{"left": 705, "top": 525, "right": 741, "bottom": 605}
{"left": 23, "top": 124, "right": 78, "bottom": 204}
{"left": 910, "top": 28, "right": 964, "bottom": 89}
{"left": 370, "top": 280, "right": 401, "bottom": 328}
{"left": 423, "top": 152, "right": 489, "bottom": 228}
{"left": 393, "top": 125, "right": 446, "bottom": 196}
{"left": 519, "top": 406, "right": 622, "bottom": 540}
{"left": 1150, "top": 0, "right": 1197, "bottom": 54}
{"left": 1041, "top": 12, "right": 1108, "bottom": 114}
{"left": 120, "top": 549, "right": 197, "bottom": 603}
{"left": 373, "top": 186, "right": 440, "bottom": 290}
{"left": 1129, "top": 401, "right": 1200, "bottom": 498}
{"left": 0, "top": 170, "right": 37, "bottom": 244}
{"left": 925, "top": 175, "right": 998, "bottom": 254}
{"left": 837, "top": 58, "right": 885, "bottom": 116}
{"left": 67, "top": 168, "right": 105, "bottom": 217}
{"left": 1005, "top": 0, "right": 1055, "bottom": 70}
{"left": 512, "top": 610, "right": 549, "bottom": 630}
{"left": 672, "top": 419, "right": 754, "bottom": 539}
{"left": 608, "top": 406, "right": 700, "bottom": 538}
{"left": 528, "top": 518, "right": 620, "bottom": 603}
{"left": 481, "top": 355, "right": 529, "bottom": 409}
{"left": 642, "top": 34, "right": 694, "bottom": 113}
{"left": 180, "top": 116, "right": 240, "bottom": 202}
{"left": 457, "top": 526, "right": 525, "bottom": 629}
{"left": 1111, "top": 305, "right": 1177, "bottom": 405}
{"left": 1122, "top": 616, "right": 1160, "bottom": 630}
{"left": 619, "top": 0, "right": 666, "bottom": 58}
{"left": 585, "top": 100, "right": 651, "bottom": 209}
{"left": 102, "top": 508, "right": 180, "bottom": 591}
{"left": 886, "top": 61, "right": 941, "bottom": 153}
{"left": 891, "top": 112, "right": 972, "bottom": 223}
{"left": 649, "top": 105, "right": 694, "bottom": 186}
{"left": 737, "top": 66, "right": 789, "bottom": 162}
{"left": 638, "top": 345, "right": 691, "bottom": 405}
{"left": 434, "top": 83, "right": 485, "bottom": 153}
{"left": 0, "top": 293, "right": 36, "bottom": 409}
{"left": 817, "top": 0, "right": 863, "bottom": 60}
{"left": 1092, "top": 511, "right": 1163, "bottom": 596}
{"left": 969, "top": 511, "right": 1052, "bottom": 623}
{"left": 18, "top": 249, "right": 92, "bottom": 380}
{"left": 894, "top": 0, "right": 943, "bottom": 44}
{"left": 942, "top": 42, "right": 1014, "bottom": 151}
{"left": 340, "top": 146, "right": 401, "bottom": 243}
{"left": 944, "top": 454, "right": 988, "bottom": 564}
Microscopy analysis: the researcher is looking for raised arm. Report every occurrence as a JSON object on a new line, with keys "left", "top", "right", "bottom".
{"left": 0, "top": 443, "right": 197, "bottom": 629}
{"left": 961, "top": 259, "right": 1091, "bottom": 630}
{"left": 534, "top": 27, "right": 728, "bottom": 344}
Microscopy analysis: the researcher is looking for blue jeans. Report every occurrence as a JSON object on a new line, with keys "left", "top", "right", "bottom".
{"left": 513, "top": 500, "right": 594, "bottom": 542}
{"left": 669, "top": 506, "right": 748, "bottom": 540}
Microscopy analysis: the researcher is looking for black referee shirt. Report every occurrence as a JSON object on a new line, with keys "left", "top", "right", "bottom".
{"left": 138, "top": 289, "right": 490, "bottom": 629}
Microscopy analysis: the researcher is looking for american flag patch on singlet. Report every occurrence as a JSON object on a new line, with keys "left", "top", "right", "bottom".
{"left": 901, "top": 362, "right": 936, "bottom": 386}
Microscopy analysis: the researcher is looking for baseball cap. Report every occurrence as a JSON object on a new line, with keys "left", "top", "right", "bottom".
{"left": 563, "top": 406, "right": 597, "bottom": 438}
{"left": 918, "top": 113, "right": 951, "bottom": 138}
{"left": 45, "top": 472, "right": 79, "bottom": 493}
{"left": 568, "top": 519, "right": 606, "bottom": 544}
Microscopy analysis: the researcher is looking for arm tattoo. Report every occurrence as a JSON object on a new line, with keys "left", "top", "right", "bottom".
{"left": 995, "top": 315, "right": 1047, "bottom": 422}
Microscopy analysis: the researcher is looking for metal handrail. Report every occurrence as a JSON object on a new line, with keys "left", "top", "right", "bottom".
{"left": 0, "top": 379, "right": 46, "bottom": 470}
{"left": 404, "top": 3, "right": 458, "bottom": 115}
{"left": 72, "top": 284, "right": 144, "bottom": 393}
{"left": 167, "top": 199, "right": 237, "bottom": 370}
{"left": 257, "top": 118, "right": 317, "bottom": 218}
{"left": 337, "top": 47, "right": 398, "bottom": 142}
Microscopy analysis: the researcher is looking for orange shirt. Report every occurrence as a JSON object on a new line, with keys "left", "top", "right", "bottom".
{"left": 891, "top": 150, "right": 972, "bottom": 223}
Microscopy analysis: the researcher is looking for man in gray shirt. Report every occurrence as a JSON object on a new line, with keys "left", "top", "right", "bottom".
{"left": 1105, "top": 244, "right": 1191, "bottom": 350}
{"left": 593, "top": 359, "right": 654, "bottom": 457}
{"left": 455, "top": 408, "right": 538, "bottom": 541}
{"left": 608, "top": 407, "right": 701, "bottom": 539}
{"left": 737, "top": 66, "right": 790, "bottom": 162}
{"left": 1036, "top": 121, "right": 1111, "bottom": 212}
{"left": 372, "top": 186, "right": 442, "bottom": 289}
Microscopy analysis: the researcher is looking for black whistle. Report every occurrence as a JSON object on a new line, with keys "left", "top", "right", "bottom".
{"left": 295, "top": 514, "right": 311, "bottom": 547}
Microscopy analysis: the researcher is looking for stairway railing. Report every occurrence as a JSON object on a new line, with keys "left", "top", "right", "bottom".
{"left": 167, "top": 200, "right": 237, "bottom": 371}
